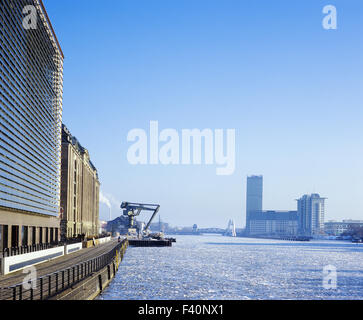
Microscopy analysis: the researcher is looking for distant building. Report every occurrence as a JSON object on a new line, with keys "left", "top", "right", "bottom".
{"left": 244, "top": 176, "right": 298, "bottom": 237}
{"left": 249, "top": 211, "right": 298, "bottom": 236}
{"left": 0, "top": 0, "right": 64, "bottom": 250}
{"left": 60, "top": 125, "right": 100, "bottom": 239}
{"left": 149, "top": 221, "right": 169, "bottom": 232}
{"left": 325, "top": 220, "right": 363, "bottom": 236}
{"left": 99, "top": 221, "right": 108, "bottom": 234}
{"left": 106, "top": 215, "right": 129, "bottom": 235}
{"left": 246, "top": 175, "right": 263, "bottom": 234}
{"left": 297, "top": 194, "right": 326, "bottom": 236}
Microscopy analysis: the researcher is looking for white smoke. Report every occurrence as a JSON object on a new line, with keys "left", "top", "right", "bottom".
{"left": 99, "top": 191, "right": 111, "bottom": 209}
{"left": 99, "top": 191, "right": 122, "bottom": 221}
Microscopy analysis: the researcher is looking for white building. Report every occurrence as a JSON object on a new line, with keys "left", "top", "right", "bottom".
{"left": 297, "top": 194, "right": 326, "bottom": 236}
{"left": 325, "top": 220, "right": 363, "bottom": 236}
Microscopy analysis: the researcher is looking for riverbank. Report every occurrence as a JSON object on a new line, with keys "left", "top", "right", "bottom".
{"left": 0, "top": 239, "right": 128, "bottom": 300}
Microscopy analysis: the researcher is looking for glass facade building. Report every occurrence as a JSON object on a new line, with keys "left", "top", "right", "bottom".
{"left": 245, "top": 175, "right": 263, "bottom": 233}
{"left": 0, "top": 0, "right": 64, "bottom": 248}
{"left": 0, "top": 0, "right": 63, "bottom": 216}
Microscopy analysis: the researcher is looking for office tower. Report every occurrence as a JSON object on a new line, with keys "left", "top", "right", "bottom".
{"left": 0, "top": 0, "right": 64, "bottom": 249}
{"left": 245, "top": 175, "right": 263, "bottom": 233}
{"left": 297, "top": 194, "right": 326, "bottom": 236}
{"left": 60, "top": 125, "right": 100, "bottom": 240}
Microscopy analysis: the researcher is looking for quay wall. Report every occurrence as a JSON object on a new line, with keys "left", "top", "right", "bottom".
{"left": 2, "top": 246, "right": 65, "bottom": 275}
{"left": 1, "top": 236, "right": 113, "bottom": 275}
{"left": 83, "top": 236, "right": 111, "bottom": 248}
{"left": 54, "top": 239, "right": 127, "bottom": 300}
{"left": 65, "top": 242, "right": 83, "bottom": 255}
{"left": 0, "top": 239, "right": 128, "bottom": 300}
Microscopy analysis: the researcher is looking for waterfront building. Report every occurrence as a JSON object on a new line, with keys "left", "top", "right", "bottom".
{"left": 325, "top": 220, "right": 363, "bottom": 236}
{"left": 149, "top": 221, "right": 169, "bottom": 232}
{"left": 245, "top": 175, "right": 263, "bottom": 234}
{"left": 248, "top": 210, "right": 298, "bottom": 236}
{"left": 99, "top": 220, "right": 108, "bottom": 234}
{"left": 297, "top": 194, "right": 326, "bottom": 236}
{"left": 0, "top": 0, "right": 64, "bottom": 250}
{"left": 60, "top": 125, "right": 100, "bottom": 240}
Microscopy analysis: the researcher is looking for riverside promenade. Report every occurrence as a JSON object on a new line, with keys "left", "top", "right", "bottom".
{"left": 0, "top": 239, "right": 128, "bottom": 300}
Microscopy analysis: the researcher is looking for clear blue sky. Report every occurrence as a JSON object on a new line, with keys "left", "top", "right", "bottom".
{"left": 44, "top": 0, "right": 363, "bottom": 227}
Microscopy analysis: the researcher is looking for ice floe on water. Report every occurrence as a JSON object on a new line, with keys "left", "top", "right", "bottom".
{"left": 99, "top": 235, "right": 363, "bottom": 300}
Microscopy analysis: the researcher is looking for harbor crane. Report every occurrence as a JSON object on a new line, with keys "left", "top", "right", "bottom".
{"left": 120, "top": 202, "right": 160, "bottom": 237}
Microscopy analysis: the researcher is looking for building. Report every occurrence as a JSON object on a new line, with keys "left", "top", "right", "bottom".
{"left": 0, "top": 0, "right": 64, "bottom": 250}
{"left": 60, "top": 125, "right": 100, "bottom": 240}
{"left": 297, "top": 194, "right": 326, "bottom": 236}
{"left": 245, "top": 175, "right": 263, "bottom": 234}
{"left": 325, "top": 220, "right": 363, "bottom": 236}
{"left": 99, "top": 220, "right": 108, "bottom": 234}
{"left": 249, "top": 211, "right": 298, "bottom": 236}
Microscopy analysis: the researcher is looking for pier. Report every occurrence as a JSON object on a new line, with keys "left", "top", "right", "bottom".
{"left": 0, "top": 239, "right": 128, "bottom": 300}
{"left": 128, "top": 239, "right": 173, "bottom": 247}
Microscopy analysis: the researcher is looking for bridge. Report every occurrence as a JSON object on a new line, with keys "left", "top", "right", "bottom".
{"left": 198, "top": 219, "right": 237, "bottom": 237}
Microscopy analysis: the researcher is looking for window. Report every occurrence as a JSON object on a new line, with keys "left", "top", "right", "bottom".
{"left": 2, "top": 225, "right": 9, "bottom": 250}
{"left": 32, "top": 227, "right": 36, "bottom": 245}
{"left": 11, "top": 226, "right": 19, "bottom": 248}
{"left": 22, "top": 226, "right": 28, "bottom": 246}
{"left": 50, "top": 228, "right": 54, "bottom": 243}
{"left": 39, "top": 227, "right": 43, "bottom": 244}
{"left": 45, "top": 227, "right": 49, "bottom": 243}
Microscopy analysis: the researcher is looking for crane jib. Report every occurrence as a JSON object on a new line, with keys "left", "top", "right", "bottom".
{"left": 120, "top": 202, "right": 160, "bottom": 234}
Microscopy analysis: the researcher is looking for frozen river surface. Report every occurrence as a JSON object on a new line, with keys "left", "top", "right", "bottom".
{"left": 99, "top": 235, "right": 363, "bottom": 300}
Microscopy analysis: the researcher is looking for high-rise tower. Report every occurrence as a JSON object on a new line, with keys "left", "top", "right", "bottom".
{"left": 0, "top": 0, "right": 64, "bottom": 249}
{"left": 297, "top": 194, "right": 326, "bottom": 236}
{"left": 245, "top": 175, "right": 263, "bottom": 234}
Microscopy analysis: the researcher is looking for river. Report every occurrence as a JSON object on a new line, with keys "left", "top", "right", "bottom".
{"left": 98, "top": 235, "right": 363, "bottom": 300}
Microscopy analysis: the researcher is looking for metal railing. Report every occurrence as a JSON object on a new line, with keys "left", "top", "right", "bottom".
{"left": 0, "top": 239, "right": 128, "bottom": 301}
{"left": 2, "top": 243, "right": 60, "bottom": 258}
{"left": 1, "top": 235, "right": 112, "bottom": 258}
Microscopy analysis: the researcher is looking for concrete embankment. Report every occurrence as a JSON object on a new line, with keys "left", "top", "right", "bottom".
{"left": 0, "top": 239, "right": 128, "bottom": 300}
{"left": 54, "top": 240, "right": 128, "bottom": 300}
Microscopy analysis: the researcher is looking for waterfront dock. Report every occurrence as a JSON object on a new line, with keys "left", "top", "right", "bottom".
{"left": 0, "top": 239, "right": 128, "bottom": 300}
{"left": 128, "top": 239, "right": 173, "bottom": 247}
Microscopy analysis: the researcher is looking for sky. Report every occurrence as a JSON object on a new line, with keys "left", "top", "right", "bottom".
{"left": 43, "top": 0, "right": 363, "bottom": 228}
